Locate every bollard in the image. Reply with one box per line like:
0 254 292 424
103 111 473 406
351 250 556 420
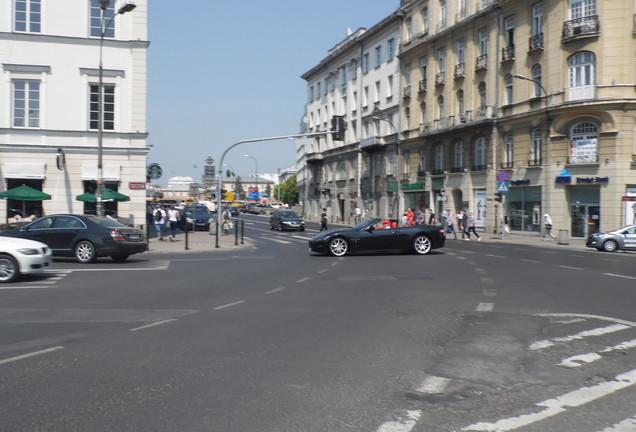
557 229 569 245
184 222 189 250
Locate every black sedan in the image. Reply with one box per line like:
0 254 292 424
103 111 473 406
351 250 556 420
269 210 305 231
180 205 213 231
0 214 147 263
586 224 636 252
308 218 445 256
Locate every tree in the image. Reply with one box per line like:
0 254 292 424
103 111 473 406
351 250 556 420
235 176 245 200
276 174 299 205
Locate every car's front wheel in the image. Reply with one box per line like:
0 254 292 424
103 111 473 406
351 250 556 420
75 240 97 263
0 254 19 283
328 237 348 257
602 239 619 252
412 235 432 255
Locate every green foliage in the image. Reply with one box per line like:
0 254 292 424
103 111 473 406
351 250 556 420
275 174 299 205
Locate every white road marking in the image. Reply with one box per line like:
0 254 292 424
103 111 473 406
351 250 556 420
600 415 636 432
535 313 636 327
213 300 246 310
0 285 55 290
482 288 497 297
521 259 541 264
530 324 630 350
296 277 310 283
457 256 468 260
463 369 636 431
559 265 584 271
265 287 286 294
485 254 506 258
0 346 64 365
130 319 178 332
476 302 494 312
604 273 636 280
415 375 451 393
317 269 328 274
377 410 422 432
480 277 494 284
266 237 292 244
560 338 636 368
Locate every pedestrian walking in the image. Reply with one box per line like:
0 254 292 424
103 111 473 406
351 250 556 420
466 211 481 241
446 214 458 239
354 205 362 223
543 213 556 240
153 205 167 241
461 210 469 240
428 208 436 225
320 208 329 232
441 208 449 231
167 204 180 242
222 208 232 234
406 208 415 225
415 209 426 225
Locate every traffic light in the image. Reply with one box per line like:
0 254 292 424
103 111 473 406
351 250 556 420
494 192 503 203
331 115 346 141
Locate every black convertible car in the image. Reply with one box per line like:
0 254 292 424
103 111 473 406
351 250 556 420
308 218 445 256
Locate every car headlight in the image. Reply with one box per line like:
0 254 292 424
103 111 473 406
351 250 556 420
186 217 194 223
17 248 40 256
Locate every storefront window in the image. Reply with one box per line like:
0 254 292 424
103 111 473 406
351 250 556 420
507 186 542 232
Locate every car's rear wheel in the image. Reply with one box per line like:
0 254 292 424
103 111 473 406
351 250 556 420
75 240 97 263
602 239 619 252
412 235 432 255
111 255 130 262
0 254 19 283
328 237 348 257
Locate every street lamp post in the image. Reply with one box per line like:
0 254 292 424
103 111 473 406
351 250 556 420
373 116 401 218
244 154 258 200
96 1 136 217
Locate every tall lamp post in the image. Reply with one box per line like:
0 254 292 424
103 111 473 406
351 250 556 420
373 116 401 218
243 154 258 201
96 0 136 217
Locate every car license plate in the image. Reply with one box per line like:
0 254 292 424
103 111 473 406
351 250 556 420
128 234 140 240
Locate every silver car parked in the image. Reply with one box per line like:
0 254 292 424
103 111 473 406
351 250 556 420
586 224 636 252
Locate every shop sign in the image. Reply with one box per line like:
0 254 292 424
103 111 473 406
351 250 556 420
555 169 572 184
576 176 609 184
402 182 425 191
388 181 398 192
128 182 146 189
511 180 530 186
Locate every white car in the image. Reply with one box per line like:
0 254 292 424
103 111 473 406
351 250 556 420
0 237 53 283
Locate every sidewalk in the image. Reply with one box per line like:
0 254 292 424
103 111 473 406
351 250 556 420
146 229 250 254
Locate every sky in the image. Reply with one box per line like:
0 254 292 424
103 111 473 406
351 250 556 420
147 1 399 186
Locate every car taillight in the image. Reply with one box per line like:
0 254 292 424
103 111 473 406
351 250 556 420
111 229 126 241
438 229 445 235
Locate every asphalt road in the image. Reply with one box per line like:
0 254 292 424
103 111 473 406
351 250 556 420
1 216 635 432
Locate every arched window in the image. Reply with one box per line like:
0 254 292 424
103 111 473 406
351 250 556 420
454 141 464 171
569 122 598 164
531 129 542 165
434 144 444 174
474 137 487 170
531 64 543 98
568 51 596 100
437 95 445 119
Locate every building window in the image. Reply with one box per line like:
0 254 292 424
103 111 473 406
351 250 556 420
570 0 596 19
15 0 41 32
387 38 396 60
90 0 115 38
438 48 446 73
568 51 596 101
387 75 393 99
478 28 488 56
532 3 543 36
421 7 429 34
531 64 543 97
437 95 445 121
420 57 428 91
569 122 598 164
435 144 444 174
405 17 413 42
405 107 411 131
456 39 466 65
387 151 396 175
531 129 542 165
418 148 427 176
478 81 487 107
454 141 464 171
420 102 427 124
375 46 382 69
12 79 40 128
89 83 115 130
474 137 487 170
504 74 513 105
362 86 369 107
504 133 514 168
439 0 448 29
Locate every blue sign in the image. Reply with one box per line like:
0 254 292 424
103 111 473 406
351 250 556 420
497 171 510 182
497 181 510 192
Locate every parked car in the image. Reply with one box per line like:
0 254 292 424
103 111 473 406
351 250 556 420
308 218 446 257
247 203 273 215
180 205 213 231
0 237 52 283
586 224 636 252
0 214 147 263
269 210 305 231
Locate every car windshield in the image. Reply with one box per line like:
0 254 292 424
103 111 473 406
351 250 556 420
190 207 210 215
278 211 299 218
85 215 127 228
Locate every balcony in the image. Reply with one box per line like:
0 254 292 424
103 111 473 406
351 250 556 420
456 8 467 22
562 15 600 41
454 63 465 79
360 136 386 150
306 152 324 164
528 33 544 52
476 105 494 119
435 72 445 86
502 45 515 62
436 18 447 33
527 158 542 167
418 79 427 93
403 85 412 98
451 166 464 173
568 154 599 165
472 164 487 171
432 168 445 175
500 161 514 169
475 54 488 71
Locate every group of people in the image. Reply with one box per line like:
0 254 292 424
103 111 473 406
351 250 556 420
437 209 481 241
152 204 180 241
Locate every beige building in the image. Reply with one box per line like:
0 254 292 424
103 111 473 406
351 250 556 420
398 0 636 237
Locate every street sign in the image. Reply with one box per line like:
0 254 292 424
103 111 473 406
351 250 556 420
497 181 510 192
497 171 510 182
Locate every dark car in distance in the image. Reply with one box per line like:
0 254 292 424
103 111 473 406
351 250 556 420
180 205 213 231
269 210 305 231
0 214 147 263
586 224 636 252
308 218 445 257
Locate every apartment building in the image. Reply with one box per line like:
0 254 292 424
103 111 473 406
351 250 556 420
0 0 148 225
300 12 402 222
398 0 636 237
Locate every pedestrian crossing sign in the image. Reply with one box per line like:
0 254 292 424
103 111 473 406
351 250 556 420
497 181 510 192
